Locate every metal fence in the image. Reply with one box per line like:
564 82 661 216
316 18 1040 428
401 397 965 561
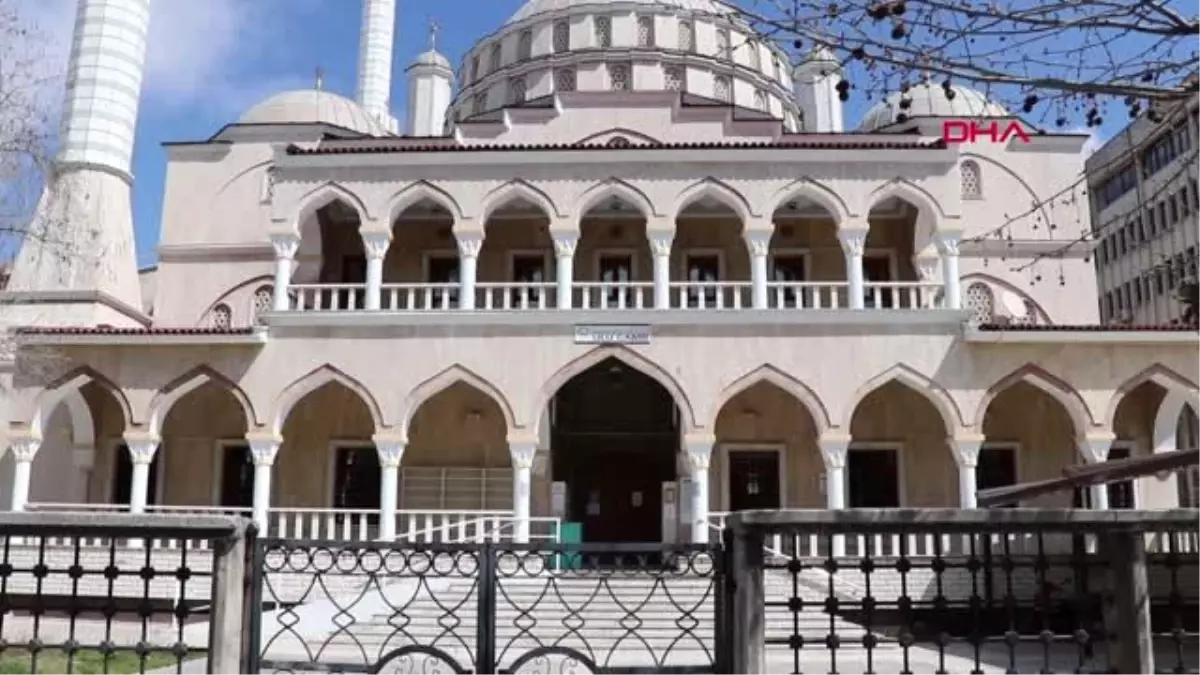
725 509 1199 674
247 540 724 673
0 512 247 674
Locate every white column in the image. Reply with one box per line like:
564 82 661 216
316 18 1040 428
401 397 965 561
951 436 984 508
510 440 537 544
124 436 160 515
818 435 849 556
683 436 713 544
270 233 301 312
553 233 577 309
247 437 280 535
649 232 673 309
745 230 771 310
1078 433 1113 510
375 438 405 541
362 230 391 311
8 436 40 512
936 231 963 310
456 232 482 310
838 227 868 310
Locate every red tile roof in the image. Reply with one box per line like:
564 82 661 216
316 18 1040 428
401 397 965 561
286 138 948 156
16 326 259 336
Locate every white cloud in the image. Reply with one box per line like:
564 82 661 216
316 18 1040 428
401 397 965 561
16 0 325 118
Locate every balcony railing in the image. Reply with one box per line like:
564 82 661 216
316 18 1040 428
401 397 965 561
288 280 944 313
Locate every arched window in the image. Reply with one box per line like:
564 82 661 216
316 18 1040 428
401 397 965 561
714 75 732 103
664 65 684 92
753 89 768 111
608 63 630 91
489 44 502 72
595 15 612 48
637 15 655 47
553 21 570 53
253 285 273 323
716 29 731 61
961 160 982 199
678 20 694 52
747 40 762 70
606 136 632 148
508 77 527 105
209 304 232 329
554 67 577 93
965 282 995 324
518 30 533 60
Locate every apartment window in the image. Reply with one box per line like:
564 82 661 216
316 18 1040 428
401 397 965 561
714 74 732 102
554 67 577 92
518 29 533 60
637 15 655 47
664 64 685 91
1097 162 1136 208
1192 179 1199 210
1170 193 1180 224
1155 269 1166 295
553 20 570 52
1158 201 1168 232
595 15 612 47
1181 186 1192 217
508 76 527 105
1187 247 1198 276
961 160 982 198
489 44 502 72
716 28 731 60
609 63 631 91
678 20 695 51
1142 126 1184 177
1103 292 1114 320
209 303 232 329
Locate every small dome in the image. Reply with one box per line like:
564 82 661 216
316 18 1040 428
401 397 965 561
506 0 733 24
239 89 388 135
411 49 452 70
859 81 1009 131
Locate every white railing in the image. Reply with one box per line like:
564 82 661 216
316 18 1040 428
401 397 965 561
282 280 947 313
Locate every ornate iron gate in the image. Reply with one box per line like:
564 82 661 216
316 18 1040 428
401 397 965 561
245 539 727 673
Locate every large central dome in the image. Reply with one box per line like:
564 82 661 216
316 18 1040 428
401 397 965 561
506 0 734 24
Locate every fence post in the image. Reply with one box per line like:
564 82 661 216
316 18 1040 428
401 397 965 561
208 522 250 674
1101 528 1153 674
729 523 765 674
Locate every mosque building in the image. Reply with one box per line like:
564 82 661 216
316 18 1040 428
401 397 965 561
1 0 1196 546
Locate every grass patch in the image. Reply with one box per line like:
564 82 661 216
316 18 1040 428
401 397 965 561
0 648 195 674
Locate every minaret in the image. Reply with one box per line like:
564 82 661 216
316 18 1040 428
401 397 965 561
405 21 454 137
5 0 153 327
793 47 845 133
356 0 398 132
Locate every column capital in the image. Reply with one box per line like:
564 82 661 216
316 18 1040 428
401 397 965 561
913 255 940 281
269 231 301 260
836 227 868 256
455 230 484 258
743 229 771 257
1077 432 1115 464
682 434 714 472
9 435 41 463
374 436 406 469
360 228 392 259
949 434 986 468
246 433 282 467
509 440 538 470
647 230 674 257
817 433 851 469
550 230 578 257
934 229 965 255
122 433 161 465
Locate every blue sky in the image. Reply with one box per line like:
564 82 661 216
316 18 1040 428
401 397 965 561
21 0 1109 269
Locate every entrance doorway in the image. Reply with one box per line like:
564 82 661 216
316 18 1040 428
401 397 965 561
726 449 782 512
551 358 679 543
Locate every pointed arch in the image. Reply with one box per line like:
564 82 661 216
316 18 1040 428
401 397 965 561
1153 390 1198 456
865 179 946 222
146 366 257 436
533 346 695 436
401 365 516 433
974 364 1093 437
712 365 831 434
842 364 962 434
293 181 371 225
960 273 1051 324
574 178 656 218
269 365 384 435
1104 364 1199 429
31 367 132 438
767 178 851 225
480 179 558 222
387 180 464 222
61 390 95 447
673 177 752 224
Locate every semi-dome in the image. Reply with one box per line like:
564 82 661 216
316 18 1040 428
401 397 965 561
859 81 1009 131
506 0 734 24
411 49 452 70
239 89 388 135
